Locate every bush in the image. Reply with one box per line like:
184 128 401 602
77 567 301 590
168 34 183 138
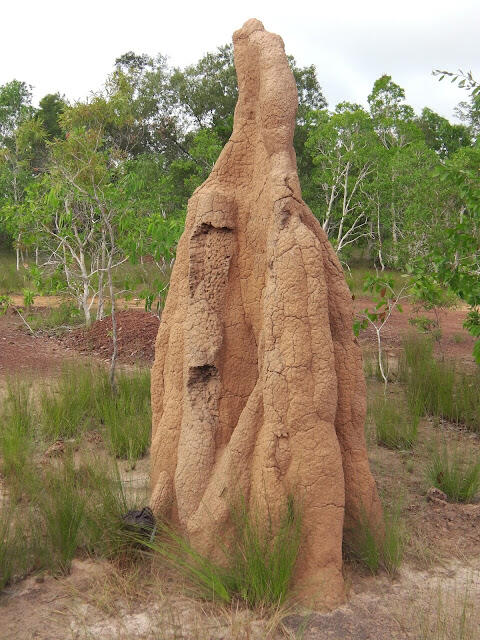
373 394 419 450
426 444 480 503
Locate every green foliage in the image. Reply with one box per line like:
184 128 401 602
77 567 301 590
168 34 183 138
37 93 66 139
372 394 419 449
97 369 151 461
0 80 33 144
426 444 480 503
345 501 405 576
417 107 471 157
0 380 35 494
26 302 82 333
401 334 480 432
0 452 135 587
22 288 34 308
145 497 302 607
353 273 407 337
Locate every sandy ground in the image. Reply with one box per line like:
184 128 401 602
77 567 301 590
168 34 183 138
1 300 479 639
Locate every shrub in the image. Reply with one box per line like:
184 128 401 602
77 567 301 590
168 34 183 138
426 444 480 503
373 394 419 450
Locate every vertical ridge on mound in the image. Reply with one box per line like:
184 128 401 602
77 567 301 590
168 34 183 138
150 18 383 608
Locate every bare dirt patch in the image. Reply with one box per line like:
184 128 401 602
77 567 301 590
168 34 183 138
59 311 160 365
355 297 476 366
0 310 75 379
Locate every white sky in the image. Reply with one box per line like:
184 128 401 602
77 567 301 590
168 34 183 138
1 0 478 121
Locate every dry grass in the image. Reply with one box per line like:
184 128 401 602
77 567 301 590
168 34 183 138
410 570 480 640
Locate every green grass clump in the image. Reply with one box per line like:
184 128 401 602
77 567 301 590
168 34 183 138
229 496 302 606
345 501 406 576
96 369 151 462
373 394 419 450
37 365 151 462
401 334 480 433
0 381 35 493
26 302 83 333
39 365 102 440
0 453 137 588
426 445 480 503
145 497 302 607
0 505 22 589
38 455 86 574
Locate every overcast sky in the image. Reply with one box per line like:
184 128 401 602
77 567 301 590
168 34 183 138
2 0 478 121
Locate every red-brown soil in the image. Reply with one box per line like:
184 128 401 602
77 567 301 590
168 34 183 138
59 311 160 365
0 309 73 377
0 299 475 378
354 296 476 365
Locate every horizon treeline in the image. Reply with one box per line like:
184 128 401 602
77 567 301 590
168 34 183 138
0 44 478 333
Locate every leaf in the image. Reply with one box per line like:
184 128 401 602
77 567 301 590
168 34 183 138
473 340 480 365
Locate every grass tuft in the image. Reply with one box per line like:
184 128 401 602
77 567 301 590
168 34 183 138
345 500 405 576
401 334 480 433
96 369 151 462
229 496 302 607
144 497 302 607
0 380 35 495
426 444 480 503
413 576 480 640
39 365 100 440
36 364 151 462
373 394 419 450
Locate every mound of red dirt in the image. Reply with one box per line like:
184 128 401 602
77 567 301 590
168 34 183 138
61 310 160 365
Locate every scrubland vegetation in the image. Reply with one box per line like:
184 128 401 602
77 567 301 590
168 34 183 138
0 32 479 640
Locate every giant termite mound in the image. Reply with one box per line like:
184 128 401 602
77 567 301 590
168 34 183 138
150 18 383 608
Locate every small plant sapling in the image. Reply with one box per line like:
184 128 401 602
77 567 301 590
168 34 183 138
353 274 410 388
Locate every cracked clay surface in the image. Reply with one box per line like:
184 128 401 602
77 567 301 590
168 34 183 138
150 18 383 609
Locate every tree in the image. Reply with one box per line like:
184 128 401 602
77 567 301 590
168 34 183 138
37 93 66 139
417 107 471 157
305 104 377 254
0 80 33 146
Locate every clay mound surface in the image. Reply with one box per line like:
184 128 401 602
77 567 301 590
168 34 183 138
150 18 383 608
62 311 159 364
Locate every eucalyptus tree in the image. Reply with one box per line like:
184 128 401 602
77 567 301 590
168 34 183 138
305 103 379 255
